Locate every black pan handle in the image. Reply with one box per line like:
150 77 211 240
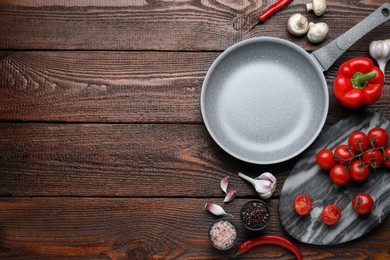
311 3 390 72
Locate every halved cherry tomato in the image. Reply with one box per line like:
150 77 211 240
368 127 389 148
316 149 336 170
383 147 390 168
321 205 341 225
362 148 383 168
334 145 355 164
352 193 374 215
294 194 312 216
348 131 369 153
329 165 350 186
349 160 370 182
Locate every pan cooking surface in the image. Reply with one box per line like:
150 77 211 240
201 37 328 164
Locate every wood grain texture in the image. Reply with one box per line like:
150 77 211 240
1 50 389 123
0 0 389 50
0 198 389 259
0 122 296 197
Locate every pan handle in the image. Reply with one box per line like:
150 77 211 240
311 3 390 72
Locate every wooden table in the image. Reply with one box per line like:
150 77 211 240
1 0 389 259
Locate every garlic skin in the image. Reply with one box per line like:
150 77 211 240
287 14 309 36
369 39 390 74
238 172 277 199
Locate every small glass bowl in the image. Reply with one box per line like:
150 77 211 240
208 218 238 250
240 199 271 231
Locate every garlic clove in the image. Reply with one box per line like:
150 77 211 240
205 202 233 217
369 39 390 74
238 172 277 199
220 176 229 194
223 190 237 203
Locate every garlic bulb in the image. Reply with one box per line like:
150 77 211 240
369 39 390 74
238 172 277 199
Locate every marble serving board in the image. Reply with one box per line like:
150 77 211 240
279 112 390 245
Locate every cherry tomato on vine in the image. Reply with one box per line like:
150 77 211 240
352 193 374 215
349 160 370 182
329 165 350 186
334 145 355 164
294 194 312 216
321 205 341 225
367 127 389 148
383 147 390 168
348 131 369 153
316 149 336 170
362 148 383 168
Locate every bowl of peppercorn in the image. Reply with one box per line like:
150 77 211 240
240 199 271 231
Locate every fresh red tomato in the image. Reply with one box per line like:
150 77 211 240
334 145 355 164
362 148 383 168
368 127 389 148
348 131 369 153
321 205 341 225
352 193 374 215
316 149 336 170
294 194 312 216
349 160 370 182
329 165 350 186
383 147 390 168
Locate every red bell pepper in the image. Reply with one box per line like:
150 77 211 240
333 57 384 108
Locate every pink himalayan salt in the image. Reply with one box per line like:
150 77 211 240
209 220 237 249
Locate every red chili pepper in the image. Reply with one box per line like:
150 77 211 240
333 57 385 108
233 234 303 259
258 0 293 23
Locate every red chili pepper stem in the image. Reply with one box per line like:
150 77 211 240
258 0 293 23
351 70 377 89
233 234 303 260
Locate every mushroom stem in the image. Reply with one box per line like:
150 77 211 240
306 3 313 12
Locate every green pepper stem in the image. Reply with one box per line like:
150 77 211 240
351 70 377 89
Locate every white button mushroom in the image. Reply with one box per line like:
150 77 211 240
287 14 309 36
306 0 327 16
307 22 329 43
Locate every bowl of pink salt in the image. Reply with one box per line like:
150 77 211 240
208 218 238 250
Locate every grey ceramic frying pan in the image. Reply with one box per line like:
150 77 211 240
201 3 390 164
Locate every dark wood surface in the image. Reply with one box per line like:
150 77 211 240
1 0 389 259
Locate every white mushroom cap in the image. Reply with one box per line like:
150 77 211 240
307 22 329 43
287 14 309 36
306 0 327 16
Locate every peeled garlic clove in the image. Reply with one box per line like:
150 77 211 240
220 176 229 194
205 202 233 217
223 190 236 203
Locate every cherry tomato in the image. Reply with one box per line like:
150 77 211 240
362 148 383 168
294 194 312 216
316 149 336 170
383 147 390 168
334 145 355 164
352 193 374 215
329 165 350 186
321 205 341 225
367 127 389 148
349 160 370 182
348 131 369 153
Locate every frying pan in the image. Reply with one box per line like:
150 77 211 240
201 3 390 164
